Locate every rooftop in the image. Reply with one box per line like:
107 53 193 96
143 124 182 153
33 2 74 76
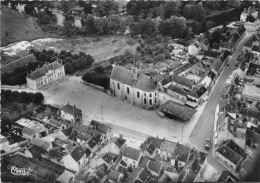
60 103 82 116
187 85 207 99
172 143 190 163
115 137 126 148
159 100 197 121
70 146 85 162
122 147 141 161
108 170 121 182
161 74 193 89
110 65 157 92
145 136 163 149
161 140 177 154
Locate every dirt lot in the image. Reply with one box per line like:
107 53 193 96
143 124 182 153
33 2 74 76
1 7 49 47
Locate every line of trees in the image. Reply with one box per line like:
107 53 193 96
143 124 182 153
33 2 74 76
82 71 110 90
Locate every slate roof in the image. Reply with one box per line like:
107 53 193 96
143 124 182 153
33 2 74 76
168 84 188 96
244 40 253 48
159 100 197 121
138 157 149 168
148 160 162 174
115 137 126 148
147 143 156 155
161 74 193 89
204 50 220 58
208 70 216 80
192 62 206 72
88 135 100 149
60 104 82 116
108 170 121 182
56 170 75 183
177 160 200 182
211 59 223 73
61 127 73 137
90 120 110 134
172 144 190 163
102 153 113 164
216 140 245 165
172 63 192 75
49 119 64 128
187 85 207 99
145 137 163 149
77 132 92 142
217 171 238 182
110 65 157 92
95 165 107 181
1 54 36 74
241 158 254 172
85 148 92 157
68 130 78 141
122 147 141 161
70 146 85 162
161 140 177 153
22 127 34 136
27 61 63 80
27 145 44 158
239 108 260 119
252 45 260 52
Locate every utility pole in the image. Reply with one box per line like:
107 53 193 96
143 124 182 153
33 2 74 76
101 105 103 121
182 126 183 143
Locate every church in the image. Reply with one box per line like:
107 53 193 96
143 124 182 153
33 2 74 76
110 51 159 110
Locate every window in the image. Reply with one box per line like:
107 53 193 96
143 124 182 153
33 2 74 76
150 99 152 105
150 93 152 97
127 87 129 94
137 92 140 98
144 93 146 97
155 98 157 103
155 92 157 96
144 98 146 104
117 83 120 90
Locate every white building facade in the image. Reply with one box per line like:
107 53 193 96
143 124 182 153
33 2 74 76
110 65 159 110
26 61 65 90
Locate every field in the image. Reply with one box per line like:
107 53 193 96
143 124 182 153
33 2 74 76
1 7 49 47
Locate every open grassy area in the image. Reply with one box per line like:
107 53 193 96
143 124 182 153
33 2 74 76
1 7 49 47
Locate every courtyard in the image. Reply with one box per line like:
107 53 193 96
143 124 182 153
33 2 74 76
184 73 202 82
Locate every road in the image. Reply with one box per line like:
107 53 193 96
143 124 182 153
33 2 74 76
188 32 254 170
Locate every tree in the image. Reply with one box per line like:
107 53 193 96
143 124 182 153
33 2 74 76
140 18 155 36
86 54 94 66
38 52 47 62
192 21 202 35
26 92 35 102
20 92 28 102
94 66 105 74
24 3 36 16
11 91 20 100
63 20 74 37
72 59 80 69
160 1 181 19
60 0 70 14
84 14 96 35
94 17 108 35
34 92 44 103
79 51 87 58
64 63 74 74
7 76 17 86
168 16 187 38
94 0 119 17
129 22 142 35
64 57 73 64
37 11 51 25
107 14 121 34
154 53 165 62
1 112 11 134
72 53 79 60
47 49 55 56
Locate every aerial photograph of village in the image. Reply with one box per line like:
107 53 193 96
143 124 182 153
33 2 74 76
0 0 260 182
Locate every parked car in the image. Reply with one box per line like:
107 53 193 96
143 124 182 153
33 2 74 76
205 138 211 150
157 111 165 118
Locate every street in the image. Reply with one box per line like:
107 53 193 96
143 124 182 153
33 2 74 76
188 32 254 169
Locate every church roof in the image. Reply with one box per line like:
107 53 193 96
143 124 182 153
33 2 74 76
110 65 157 92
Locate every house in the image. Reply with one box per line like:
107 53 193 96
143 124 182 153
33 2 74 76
191 62 206 77
26 61 65 89
61 146 88 172
124 167 150 183
215 140 246 172
108 170 123 183
203 50 220 58
110 63 159 110
240 157 254 179
166 84 188 102
171 63 192 76
188 56 199 65
1 54 36 75
138 157 162 177
240 6 259 23
217 171 238 182
90 120 111 142
57 127 73 141
94 164 108 183
211 59 224 76
22 125 47 141
176 159 201 182
60 103 82 124
158 100 197 121
164 166 180 181
0 134 9 150
122 147 142 168
200 76 212 88
252 45 260 57
160 140 177 161
243 40 253 52
24 145 44 158
76 132 92 145
212 42 220 51
186 85 208 105
216 114 247 149
159 74 194 92
56 170 75 183
101 152 118 168
143 136 163 156
144 143 157 159
219 41 234 52
48 118 67 131
188 42 201 56
112 137 126 155
171 143 191 170
86 134 100 152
